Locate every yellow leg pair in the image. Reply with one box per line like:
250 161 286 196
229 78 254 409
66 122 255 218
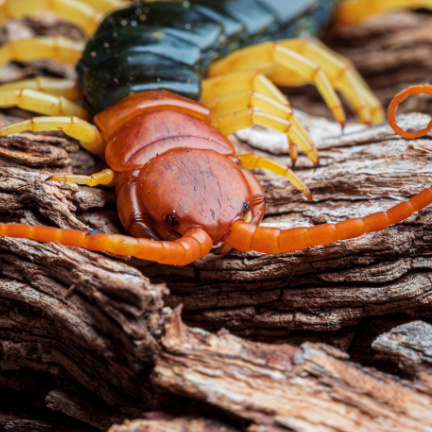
0 36 104 156
0 78 105 156
207 38 384 128
202 72 318 166
49 168 115 186
0 0 126 36
0 0 129 157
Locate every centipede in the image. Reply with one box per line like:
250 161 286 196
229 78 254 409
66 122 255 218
0 0 430 266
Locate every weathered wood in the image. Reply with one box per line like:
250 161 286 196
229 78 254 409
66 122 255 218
0 124 167 426
373 321 432 382
150 311 432 432
109 416 240 432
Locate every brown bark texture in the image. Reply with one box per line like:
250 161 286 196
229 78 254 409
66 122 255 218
1 9 432 432
150 311 432 432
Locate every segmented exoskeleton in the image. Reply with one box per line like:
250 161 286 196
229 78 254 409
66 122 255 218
0 0 431 265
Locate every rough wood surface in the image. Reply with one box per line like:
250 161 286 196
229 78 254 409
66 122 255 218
150 311 432 432
373 320 432 379
109 416 240 432
0 117 168 428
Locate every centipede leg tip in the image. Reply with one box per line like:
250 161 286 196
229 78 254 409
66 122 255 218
304 190 313 202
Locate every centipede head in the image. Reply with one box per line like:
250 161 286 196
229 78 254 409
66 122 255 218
137 148 265 244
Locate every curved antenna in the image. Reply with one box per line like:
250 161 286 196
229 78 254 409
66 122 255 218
388 84 432 139
0 224 213 266
224 187 432 254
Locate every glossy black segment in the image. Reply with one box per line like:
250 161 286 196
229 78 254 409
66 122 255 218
80 28 202 71
79 0 337 113
95 3 224 54
83 52 201 112
215 0 278 43
293 0 338 36
192 3 246 54
257 0 317 22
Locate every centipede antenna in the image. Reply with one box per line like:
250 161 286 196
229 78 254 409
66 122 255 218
388 84 432 139
225 186 432 254
0 223 213 266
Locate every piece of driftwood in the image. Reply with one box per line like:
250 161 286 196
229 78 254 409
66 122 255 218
2 9 432 432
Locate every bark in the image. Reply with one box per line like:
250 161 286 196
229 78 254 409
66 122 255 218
109 416 240 432
373 321 432 380
146 311 432 432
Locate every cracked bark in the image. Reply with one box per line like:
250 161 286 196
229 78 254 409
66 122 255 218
1 9 432 432
146 311 432 432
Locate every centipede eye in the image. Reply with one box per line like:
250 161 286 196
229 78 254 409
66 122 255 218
165 214 179 227
243 202 250 216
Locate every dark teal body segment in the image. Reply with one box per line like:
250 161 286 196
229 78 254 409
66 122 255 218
78 0 339 113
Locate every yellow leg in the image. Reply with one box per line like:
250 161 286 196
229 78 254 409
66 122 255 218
208 38 384 126
335 0 432 25
0 116 105 157
202 72 318 166
0 78 81 101
75 0 128 14
214 109 319 167
275 39 384 125
239 153 311 201
289 140 298 167
0 0 103 37
0 89 88 119
0 36 84 68
49 168 115 186
208 41 346 126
